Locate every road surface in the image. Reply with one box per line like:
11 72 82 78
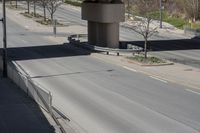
24 3 200 68
1 8 200 133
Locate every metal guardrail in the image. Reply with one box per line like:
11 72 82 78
9 61 52 112
9 63 66 133
0 57 67 133
10 61 67 133
68 34 143 56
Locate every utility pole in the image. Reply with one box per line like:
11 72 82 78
160 0 163 29
1 0 8 77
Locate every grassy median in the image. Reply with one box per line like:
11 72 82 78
127 55 166 65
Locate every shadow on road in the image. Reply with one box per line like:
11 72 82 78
0 43 91 61
0 72 55 133
120 37 200 51
30 69 114 79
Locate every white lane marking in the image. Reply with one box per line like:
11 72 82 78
149 76 168 83
123 66 137 72
185 89 200 95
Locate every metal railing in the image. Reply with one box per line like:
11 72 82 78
0 57 67 133
68 34 143 56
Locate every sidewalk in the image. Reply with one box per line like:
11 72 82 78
4 4 87 44
91 53 200 90
0 71 55 133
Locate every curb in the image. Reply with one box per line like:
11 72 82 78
126 59 174 67
122 58 174 67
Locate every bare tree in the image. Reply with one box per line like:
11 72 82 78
38 0 48 21
130 0 158 58
131 18 157 58
46 0 63 22
33 0 37 17
184 0 199 21
27 0 30 14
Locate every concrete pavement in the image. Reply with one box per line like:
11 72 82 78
91 53 200 90
0 71 55 133
1 3 200 133
14 45 200 133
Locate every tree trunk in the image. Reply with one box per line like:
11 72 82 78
144 38 147 59
33 0 36 17
43 6 46 21
51 8 54 22
15 0 18 8
51 13 53 23
27 0 30 14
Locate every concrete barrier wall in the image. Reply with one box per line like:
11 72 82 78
0 57 52 113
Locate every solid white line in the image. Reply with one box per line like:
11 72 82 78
149 76 168 83
185 89 200 95
123 66 137 72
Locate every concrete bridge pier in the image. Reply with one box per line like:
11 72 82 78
82 0 125 48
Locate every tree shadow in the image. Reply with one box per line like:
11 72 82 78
120 37 200 51
0 43 91 61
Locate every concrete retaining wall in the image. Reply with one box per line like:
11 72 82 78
0 57 52 112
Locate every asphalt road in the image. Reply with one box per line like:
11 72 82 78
22 2 200 68
1 8 200 133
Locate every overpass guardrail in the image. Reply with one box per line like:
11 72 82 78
68 34 143 56
0 57 68 133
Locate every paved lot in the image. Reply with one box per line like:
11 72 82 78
0 72 55 133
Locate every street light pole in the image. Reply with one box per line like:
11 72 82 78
160 0 163 29
1 0 8 77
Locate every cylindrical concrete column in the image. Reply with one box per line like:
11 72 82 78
88 22 119 48
88 21 97 45
82 2 125 48
97 23 119 48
